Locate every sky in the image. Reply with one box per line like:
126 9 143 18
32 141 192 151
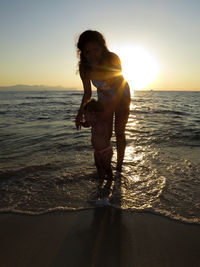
0 0 200 91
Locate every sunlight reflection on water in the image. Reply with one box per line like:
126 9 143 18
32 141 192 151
1 90 200 223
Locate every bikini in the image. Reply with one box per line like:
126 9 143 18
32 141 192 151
91 79 129 102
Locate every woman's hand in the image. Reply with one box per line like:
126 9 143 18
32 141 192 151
75 111 83 130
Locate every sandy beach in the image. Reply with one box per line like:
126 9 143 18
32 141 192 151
0 209 200 267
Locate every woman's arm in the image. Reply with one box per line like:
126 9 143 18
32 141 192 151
75 69 92 130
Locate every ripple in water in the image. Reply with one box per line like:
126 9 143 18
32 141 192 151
0 90 200 224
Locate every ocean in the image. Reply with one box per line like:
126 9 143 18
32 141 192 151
0 90 200 224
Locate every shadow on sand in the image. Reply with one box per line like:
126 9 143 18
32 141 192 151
51 172 132 267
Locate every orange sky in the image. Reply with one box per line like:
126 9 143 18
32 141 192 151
0 0 200 91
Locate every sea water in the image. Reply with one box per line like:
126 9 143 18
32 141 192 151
0 90 200 224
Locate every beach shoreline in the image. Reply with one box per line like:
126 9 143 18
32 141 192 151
0 209 200 267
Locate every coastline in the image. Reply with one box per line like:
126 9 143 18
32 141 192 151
0 209 200 267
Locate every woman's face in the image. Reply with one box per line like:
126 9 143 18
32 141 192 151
83 42 103 66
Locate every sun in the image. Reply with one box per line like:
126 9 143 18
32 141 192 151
111 44 160 91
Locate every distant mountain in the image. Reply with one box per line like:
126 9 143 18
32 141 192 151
0 84 76 91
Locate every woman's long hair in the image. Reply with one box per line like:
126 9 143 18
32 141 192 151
76 30 111 75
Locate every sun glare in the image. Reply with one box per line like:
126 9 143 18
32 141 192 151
112 44 160 90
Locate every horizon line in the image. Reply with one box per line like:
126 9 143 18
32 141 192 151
0 84 199 92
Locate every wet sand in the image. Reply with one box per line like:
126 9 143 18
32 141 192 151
0 209 200 267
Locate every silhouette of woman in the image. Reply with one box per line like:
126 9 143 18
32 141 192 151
75 30 130 171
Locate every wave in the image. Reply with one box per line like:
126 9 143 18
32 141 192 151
0 111 7 115
0 205 199 225
133 108 189 117
1 90 200 226
0 206 93 216
37 117 50 120
69 92 84 96
154 109 188 116
0 163 57 180
25 96 48 100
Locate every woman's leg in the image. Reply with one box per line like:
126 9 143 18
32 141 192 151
115 97 130 171
100 103 114 140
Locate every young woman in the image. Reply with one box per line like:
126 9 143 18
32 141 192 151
75 30 131 171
